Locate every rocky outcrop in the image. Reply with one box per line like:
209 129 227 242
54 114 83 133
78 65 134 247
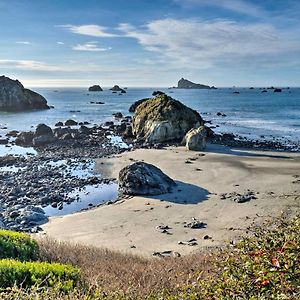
183 126 207 151
132 94 204 143
0 75 49 111
88 85 103 92
177 78 211 89
110 85 126 93
119 162 176 196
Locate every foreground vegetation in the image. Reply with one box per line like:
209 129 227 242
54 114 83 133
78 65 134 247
0 215 299 299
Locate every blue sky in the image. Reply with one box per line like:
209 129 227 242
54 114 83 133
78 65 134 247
0 0 299 87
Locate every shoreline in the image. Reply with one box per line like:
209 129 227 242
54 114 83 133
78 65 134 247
41 144 300 257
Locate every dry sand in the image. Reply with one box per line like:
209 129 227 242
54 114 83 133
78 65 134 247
42 144 300 256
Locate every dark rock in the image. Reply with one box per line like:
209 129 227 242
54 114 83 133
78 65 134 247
123 126 134 138
0 138 8 145
35 124 53 136
78 125 90 135
113 112 123 119
32 135 56 146
274 88 282 93
119 162 176 196
15 131 35 146
177 78 211 89
0 75 49 111
55 122 63 127
110 85 126 93
88 85 103 92
65 119 78 126
6 130 19 137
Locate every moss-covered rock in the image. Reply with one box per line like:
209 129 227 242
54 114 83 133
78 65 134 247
132 94 203 143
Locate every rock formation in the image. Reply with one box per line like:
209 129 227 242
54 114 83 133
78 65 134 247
132 94 203 143
119 162 176 196
177 78 211 89
88 85 103 92
183 126 207 151
0 76 49 111
110 85 126 93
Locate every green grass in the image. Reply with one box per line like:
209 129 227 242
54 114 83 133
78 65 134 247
0 229 38 261
0 259 80 291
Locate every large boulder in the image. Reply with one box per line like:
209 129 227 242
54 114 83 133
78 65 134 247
35 124 53 136
15 132 35 146
119 162 176 196
183 126 207 151
0 76 49 111
132 94 204 143
177 78 211 89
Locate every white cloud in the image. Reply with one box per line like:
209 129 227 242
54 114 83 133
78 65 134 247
72 42 112 52
16 41 31 45
60 24 117 37
0 60 64 71
174 0 265 18
118 18 300 68
57 41 64 45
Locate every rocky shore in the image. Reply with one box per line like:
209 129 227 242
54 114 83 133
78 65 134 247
0 92 299 234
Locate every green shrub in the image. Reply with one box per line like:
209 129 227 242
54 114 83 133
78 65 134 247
0 259 81 291
199 216 300 299
0 230 38 261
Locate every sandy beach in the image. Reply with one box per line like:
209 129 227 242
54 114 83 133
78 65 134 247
42 144 300 256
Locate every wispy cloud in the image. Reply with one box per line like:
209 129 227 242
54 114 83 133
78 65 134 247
16 41 31 45
57 41 64 45
118 18 300 68
0 60 62 71
174 0 265 18
72 42 112 52
59 24 117 37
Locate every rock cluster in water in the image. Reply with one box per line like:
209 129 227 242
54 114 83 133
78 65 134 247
0 76 49 111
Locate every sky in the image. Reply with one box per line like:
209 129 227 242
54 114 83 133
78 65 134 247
0 0 299 87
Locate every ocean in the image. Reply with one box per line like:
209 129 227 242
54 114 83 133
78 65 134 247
0 87 299 149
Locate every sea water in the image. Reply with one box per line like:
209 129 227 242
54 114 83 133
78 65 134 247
0 87 299 147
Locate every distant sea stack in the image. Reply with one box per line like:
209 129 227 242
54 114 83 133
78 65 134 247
110 85 126 93
88 85 103 92
177 78 212 89
0 75 49 112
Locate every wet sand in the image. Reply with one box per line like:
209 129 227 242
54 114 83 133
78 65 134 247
42 144 300 256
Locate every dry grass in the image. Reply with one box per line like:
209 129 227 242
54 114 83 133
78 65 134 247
36 236 214 297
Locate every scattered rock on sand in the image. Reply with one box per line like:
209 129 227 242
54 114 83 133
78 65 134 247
118 162 176 196
220 190 257 203
184 218 206 229
132 94 204 143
